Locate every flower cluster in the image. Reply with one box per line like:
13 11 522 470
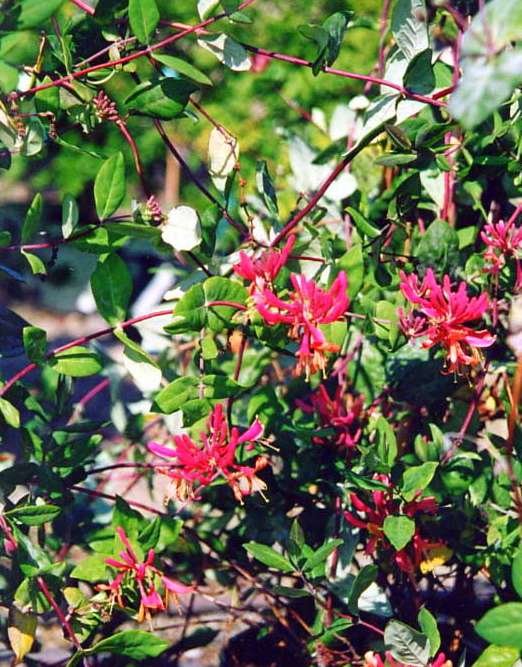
344 475 447 574
297 382 364 453
257 272 349 378
481 217 522 289
234 235 296 294
364 651 451 667
148 404 268 504
399 269 495 374
100 527 193 623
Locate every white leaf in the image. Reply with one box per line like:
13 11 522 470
162 206 202 251
208 126 239 191
197 0 220 19
122 350 162 394
420 166 445 209
197 33 251 71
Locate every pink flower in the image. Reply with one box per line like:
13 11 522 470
101 527 193 622
364 651 450 667
234 235 296 293
148 404 268 503
255 271 349 378
296 383 364 452
343 475 443 574
399 269 495 374
481 218 522 289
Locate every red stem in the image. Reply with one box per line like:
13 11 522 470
0 309 172 399
12 0 258 100
70 0 95 14
207 300 246 310
70 485 165 516
270 154 352 247
116 120 150 198
36 577 82 649
242 45 447 109
77 377 110 408
153 119 248 236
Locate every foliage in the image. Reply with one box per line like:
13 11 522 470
1 0 522 665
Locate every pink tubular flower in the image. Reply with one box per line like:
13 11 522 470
399 269 495 374
343 475 443 574
234 235 296 293
364 651 451 667
255 271 349 378
481 218 522 289
296 383 364 453
100 527 193 623
148 404 268 504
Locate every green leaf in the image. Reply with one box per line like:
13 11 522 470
70 554 109 582
14 0 65 29
401 462 438 502
476 603 522 648
50 346 103 377
21 193 42 244
383 516 415 551
23 326 47 364
128 0 159 44
346 206 380 239
153 54 213 86
244 542 294 572
21 250 46 275
347 564 378 614
112 496 143 538
416 219 459 275
338 244 364 300
165 277 248 335
256 160 279 216
94 152 126 221
271 585 310 598
384 620 430 667
288 519 305 560
391 0 429 62
512 550 522 599
153 377 198 413
90 254 133 325
201 334 218 360
86 630 168 660
125 78 197 120
139 516 161 551
62 194 79 239
0 397 20 428
6 504 61 526
418 607 440 656
300 11 352 74
375 416 398 467
472 645 520 667
197 34 251 72
303 539 343 573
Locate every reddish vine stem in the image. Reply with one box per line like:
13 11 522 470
242 44 447 108
270 154 353 247
116 120 150 198
506 355 522 525
36 576 82 649
77 378 111 409
71 485 165 515
207 300 246 310
12 0 258 101
153 119 248 236
0 309 172 399
70 0 95 14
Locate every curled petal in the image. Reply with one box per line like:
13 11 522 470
163 576 195 594
148 442 178 459
237 417 264 444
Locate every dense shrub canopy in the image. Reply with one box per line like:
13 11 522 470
1 0 522 664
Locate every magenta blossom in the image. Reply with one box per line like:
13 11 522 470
481 218 522 289
297 383 364 453
255 271 349 378
101 527 193 623
148 404 268 503
234 235 296 293
364 651 450 667
399 269 495 374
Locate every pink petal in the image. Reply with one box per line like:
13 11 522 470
237 417 264 444
148 442 177 458
163 576 195 594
